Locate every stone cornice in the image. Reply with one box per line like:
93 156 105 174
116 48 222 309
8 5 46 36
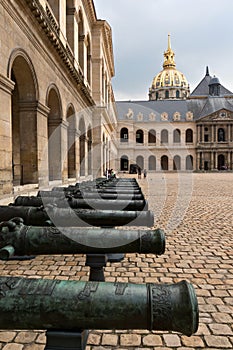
95 20 115 77
24 0 95 106
0 74 15 94
82 0 97 24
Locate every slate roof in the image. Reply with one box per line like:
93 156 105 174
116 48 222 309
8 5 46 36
116 100 189 122
187 97 233 119
116 68 233 122
190 68 233 97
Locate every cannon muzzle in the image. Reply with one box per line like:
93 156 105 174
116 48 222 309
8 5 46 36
0 276 198 336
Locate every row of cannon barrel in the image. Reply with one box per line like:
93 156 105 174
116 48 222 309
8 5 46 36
0 177 199 350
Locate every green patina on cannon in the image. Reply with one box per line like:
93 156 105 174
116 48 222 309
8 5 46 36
12 196 148 211
0 219 165 259
0 276 198 336
37 190 145 200
0 206 154 227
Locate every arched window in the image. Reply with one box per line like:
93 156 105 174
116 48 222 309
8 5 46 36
173 129 181 143
165 90 169 99
120 128 129 142
176 90 180 98
136 155 144 170
161 129 168 144
136 129 144 143
120 155 129 171
186 155 193 170
204 127 209 142
173 155 181 170
218 154 225 169
149 155 156 170
148 129 156 143
218 128 225 142
161 155 168 170
186 129 193 143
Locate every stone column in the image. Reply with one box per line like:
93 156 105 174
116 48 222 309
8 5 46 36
199 125 202 142
211 125 214 142
144 130 148 145
75 130 81 180
36 102 50 188
228 124 231 142
215 152 218 169
92 109 103 178
60 119 69 183
84 135 89 176
227 152 231 169
196 152 200 170
210 152 214 170
0 74 15 195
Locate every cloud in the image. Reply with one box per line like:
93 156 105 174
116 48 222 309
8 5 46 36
94 0 233 100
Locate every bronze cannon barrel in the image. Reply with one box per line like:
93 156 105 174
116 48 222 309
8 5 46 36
0 206 154 227
12 196 148 211
93 188 141 194
79 192 144 200
38 190 145 200
0 220 165 258
0 276 198 336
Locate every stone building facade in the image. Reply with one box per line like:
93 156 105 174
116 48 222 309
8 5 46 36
117 40 233 173
0 0 118 195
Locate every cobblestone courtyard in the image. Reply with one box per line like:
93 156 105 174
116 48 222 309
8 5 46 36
0 172 233 349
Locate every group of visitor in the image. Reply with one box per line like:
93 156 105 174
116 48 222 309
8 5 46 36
104 168 116 179
137 167 147 179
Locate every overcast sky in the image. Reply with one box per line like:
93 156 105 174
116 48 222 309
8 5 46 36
94 0 233 101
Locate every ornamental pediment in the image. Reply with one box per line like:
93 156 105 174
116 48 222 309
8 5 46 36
200 110 233 122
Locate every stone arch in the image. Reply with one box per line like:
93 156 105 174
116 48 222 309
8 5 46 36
148 155 156 170
9 50 39 185
136 155 144 170
87 124 92 176
173 128 181 143
218 154 225 170
66 104 76 178
120 127 129 142
79 117 86 176
186 128 193 143
161 155 168 170
173 155 181 170
136 129 144 143
46 84 63 181
148 129 156 143
186 155 193 170
218 128 225 142
120 155 129 171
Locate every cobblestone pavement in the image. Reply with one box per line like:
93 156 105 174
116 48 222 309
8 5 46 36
0 173 233 349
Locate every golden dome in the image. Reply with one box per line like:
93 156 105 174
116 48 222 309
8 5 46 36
149 35 189 100
151 68 189 89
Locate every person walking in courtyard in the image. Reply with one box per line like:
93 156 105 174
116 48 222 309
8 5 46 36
137 167 141 179
143 169 147 178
